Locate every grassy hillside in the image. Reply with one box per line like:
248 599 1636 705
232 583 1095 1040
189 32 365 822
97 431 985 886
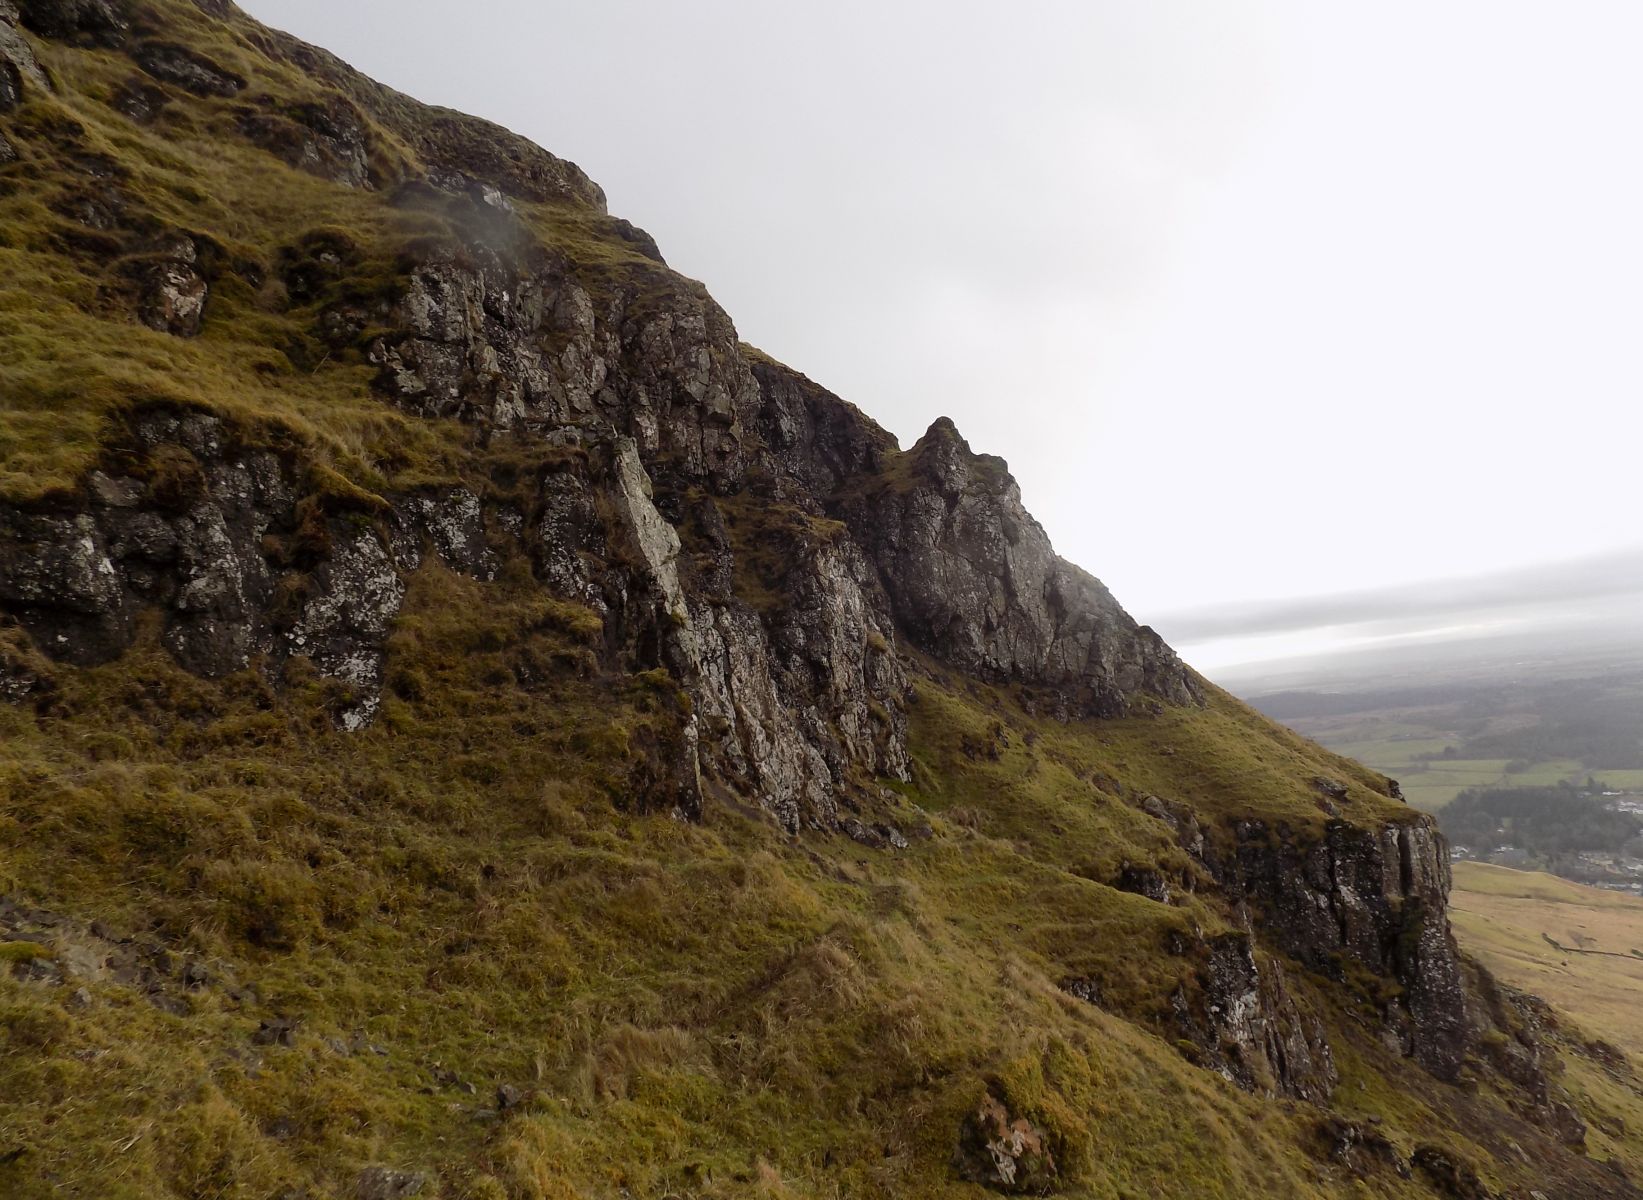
0 591 1419 1198
2 2 1640 1197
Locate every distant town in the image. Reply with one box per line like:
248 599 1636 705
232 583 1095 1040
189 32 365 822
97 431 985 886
1449 789 1643 894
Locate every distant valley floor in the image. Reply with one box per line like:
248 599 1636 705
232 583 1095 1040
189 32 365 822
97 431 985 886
1451 863 1643 1166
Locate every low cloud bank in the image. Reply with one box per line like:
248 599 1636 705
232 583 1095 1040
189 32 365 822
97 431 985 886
1154 546 1643 643
1152 546 1643 674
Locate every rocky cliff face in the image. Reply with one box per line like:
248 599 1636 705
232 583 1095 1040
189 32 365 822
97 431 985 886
1226 818 1470 1080
0 0 1193 829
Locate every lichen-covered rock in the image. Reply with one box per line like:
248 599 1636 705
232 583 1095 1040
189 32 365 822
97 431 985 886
1 1 50 111
0 509 133 662
132 233 209 336
0 412 488 723
368 239 595 431
954 1092 1056 1193
843 417 1201 717
368 231 755 491
109 75 170 123
288 526 404 731
15 0 128 47
590 439 908 829
353 1167 426 1200
1315 1117 1411 1180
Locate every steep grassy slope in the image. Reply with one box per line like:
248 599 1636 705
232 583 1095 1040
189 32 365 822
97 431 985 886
1 3 1640 1198
0 600 1397 1198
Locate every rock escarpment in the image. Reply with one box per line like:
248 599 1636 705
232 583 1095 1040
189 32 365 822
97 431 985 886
0 0 1476 1051
0 7 1187 828
1141 794 1469 1082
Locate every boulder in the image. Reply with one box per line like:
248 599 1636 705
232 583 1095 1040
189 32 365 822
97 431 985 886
953 1092 1056 1193
133 233 208 336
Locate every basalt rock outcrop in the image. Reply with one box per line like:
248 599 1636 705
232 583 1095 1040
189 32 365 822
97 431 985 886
1222 818 1470 1080
842 416 1200 718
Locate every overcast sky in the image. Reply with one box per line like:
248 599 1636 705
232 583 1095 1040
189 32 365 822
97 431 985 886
243 0 1643 671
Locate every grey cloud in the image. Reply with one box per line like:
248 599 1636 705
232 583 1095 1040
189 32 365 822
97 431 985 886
1153 546 1643 643
241 0 1643 640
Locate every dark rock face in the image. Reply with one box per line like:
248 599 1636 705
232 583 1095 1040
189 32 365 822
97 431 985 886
0 405 908 827
1221 818 1469 1080
0 412 458 729
748 358 896 497
245 18 605 211
131 40 243 97
16 0 128 46
843 417 1200 718
237 95 372 187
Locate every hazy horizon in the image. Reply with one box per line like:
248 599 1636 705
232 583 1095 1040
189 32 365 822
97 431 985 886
244 0 1643 675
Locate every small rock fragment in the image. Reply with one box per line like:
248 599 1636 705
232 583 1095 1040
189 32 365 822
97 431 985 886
251 1016 299 1047
354 1167 426 1200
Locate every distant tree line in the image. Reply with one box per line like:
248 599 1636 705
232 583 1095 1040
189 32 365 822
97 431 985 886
1453 712 1643 770
1251 685 1490 721
1440 783 1642 857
